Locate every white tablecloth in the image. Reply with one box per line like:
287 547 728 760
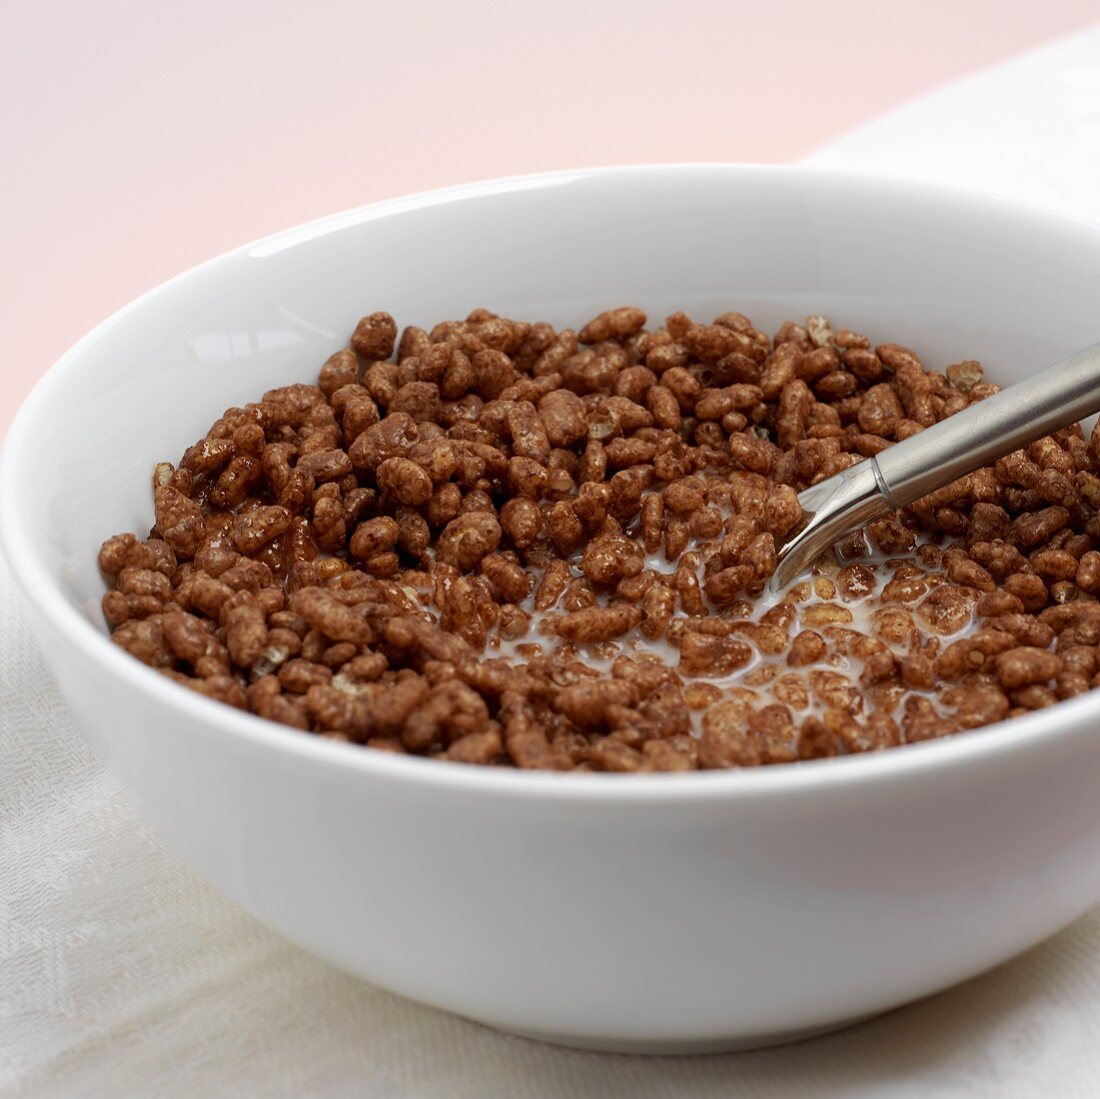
5 27 1100 1097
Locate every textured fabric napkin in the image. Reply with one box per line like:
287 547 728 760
5 27 1100 1097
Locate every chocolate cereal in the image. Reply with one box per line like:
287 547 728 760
98 307 1100 771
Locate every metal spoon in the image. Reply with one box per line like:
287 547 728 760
768 341 1100 593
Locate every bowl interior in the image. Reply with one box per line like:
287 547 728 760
6 166 1100 640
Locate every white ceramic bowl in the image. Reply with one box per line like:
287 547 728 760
6 166 1100 1054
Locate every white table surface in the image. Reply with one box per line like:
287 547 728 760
4 26 1100 1098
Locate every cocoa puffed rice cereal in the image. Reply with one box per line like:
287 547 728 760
99 307 1100 771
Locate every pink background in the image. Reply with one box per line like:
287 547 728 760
3 1 1097 437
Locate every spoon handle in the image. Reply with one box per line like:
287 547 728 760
876 340 1100 507
770 340 1100 593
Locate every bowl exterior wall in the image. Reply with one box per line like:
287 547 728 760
7 166 1100 1048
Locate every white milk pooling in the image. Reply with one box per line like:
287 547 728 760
403 483 986 739
485 522 982 735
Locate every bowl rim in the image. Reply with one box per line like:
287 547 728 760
5 161 1100 803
